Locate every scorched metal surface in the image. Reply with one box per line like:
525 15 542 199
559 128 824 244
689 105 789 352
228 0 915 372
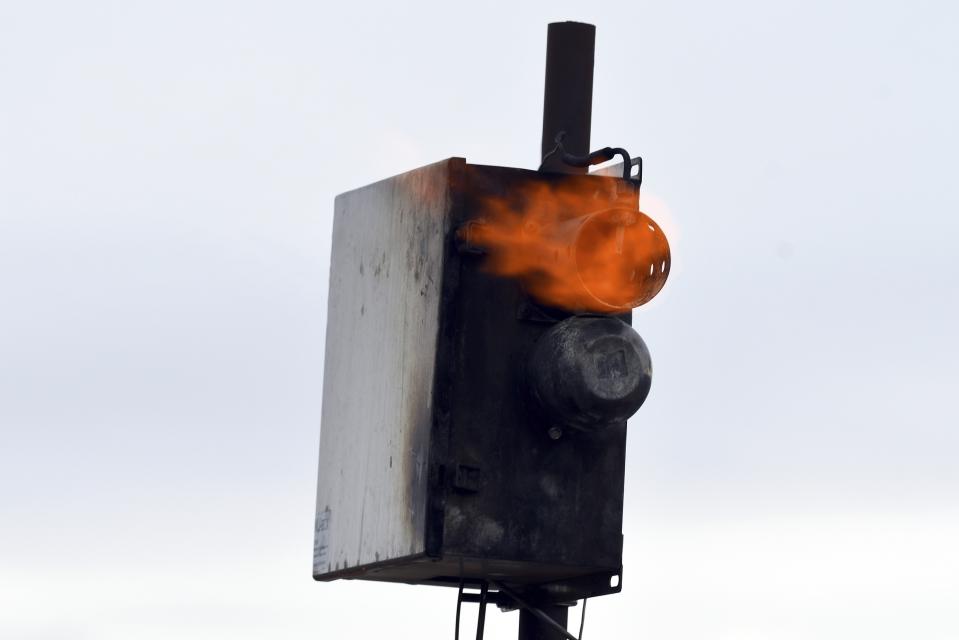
314 158 640 601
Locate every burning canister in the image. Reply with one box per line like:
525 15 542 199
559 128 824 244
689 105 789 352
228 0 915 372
462 204 671 313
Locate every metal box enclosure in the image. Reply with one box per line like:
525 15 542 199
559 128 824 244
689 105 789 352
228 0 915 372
314 158 639 599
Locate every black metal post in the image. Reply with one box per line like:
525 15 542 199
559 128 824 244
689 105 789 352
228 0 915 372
519 603 571 640
518 19 597 640
540 21 596 173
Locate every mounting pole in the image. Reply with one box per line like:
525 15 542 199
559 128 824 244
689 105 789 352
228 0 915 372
540 21 595 174
518 602 574 640
519 20 597 640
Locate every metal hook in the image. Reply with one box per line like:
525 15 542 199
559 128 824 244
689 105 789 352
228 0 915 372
539 132 641 183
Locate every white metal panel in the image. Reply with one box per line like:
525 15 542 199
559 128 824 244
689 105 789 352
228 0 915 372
314 159 454 575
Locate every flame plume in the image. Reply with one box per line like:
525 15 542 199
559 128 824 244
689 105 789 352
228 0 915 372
461 177 671 313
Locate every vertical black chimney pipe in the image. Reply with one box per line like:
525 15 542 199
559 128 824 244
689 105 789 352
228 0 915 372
540 21 596 174
519 22 597 639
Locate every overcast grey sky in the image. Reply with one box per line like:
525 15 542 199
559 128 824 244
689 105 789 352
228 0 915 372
1 1 957 639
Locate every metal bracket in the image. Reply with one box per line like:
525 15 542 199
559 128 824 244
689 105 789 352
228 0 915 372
590 156 643 183
539 131 642 185
455 582 490 640
452 464 482 493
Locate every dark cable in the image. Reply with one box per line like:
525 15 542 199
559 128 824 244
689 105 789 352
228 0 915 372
578 598 588 640
454 581 464 640
539 131 567 170
606 148 633 180
539 133 639 182
475 582 489 640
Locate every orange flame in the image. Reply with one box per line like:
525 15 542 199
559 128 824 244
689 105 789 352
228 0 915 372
462 177 671 313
